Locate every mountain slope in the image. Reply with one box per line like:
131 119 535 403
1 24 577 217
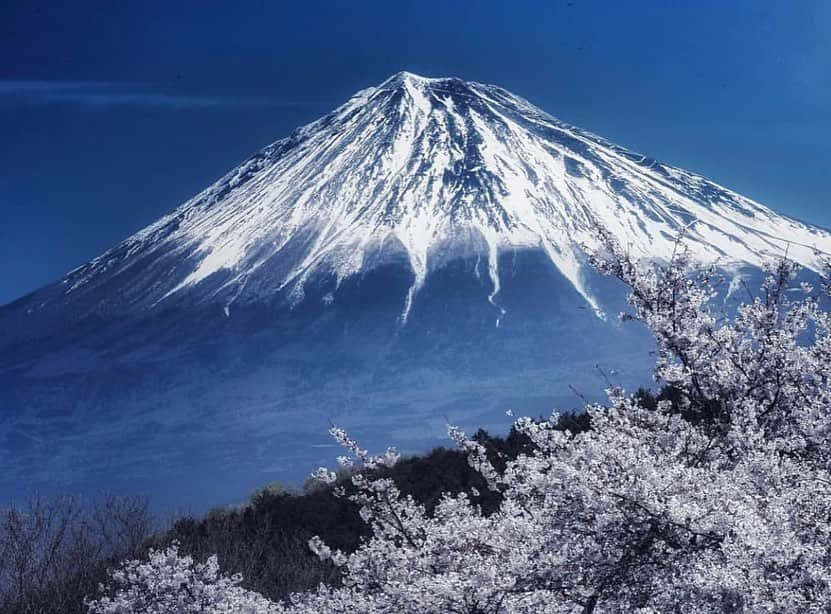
2 72 829 510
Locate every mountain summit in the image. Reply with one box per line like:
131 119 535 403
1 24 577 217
2 72 830 509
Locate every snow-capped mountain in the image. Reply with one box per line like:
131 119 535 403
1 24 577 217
2 72 829 510
20 71 830 325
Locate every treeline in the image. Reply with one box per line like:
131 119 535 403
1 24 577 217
163 425 535 602
0 408 600 613
0 495 152 614
138 408 595 602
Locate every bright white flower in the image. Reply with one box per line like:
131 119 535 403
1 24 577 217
310 467 337 485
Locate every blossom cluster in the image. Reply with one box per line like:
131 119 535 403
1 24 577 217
87 543 279 613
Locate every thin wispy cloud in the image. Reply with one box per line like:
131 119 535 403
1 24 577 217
0 80 305 109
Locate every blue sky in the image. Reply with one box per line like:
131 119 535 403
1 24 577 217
1 0 829 305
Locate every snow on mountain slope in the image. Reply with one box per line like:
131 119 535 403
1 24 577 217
53 71 831 324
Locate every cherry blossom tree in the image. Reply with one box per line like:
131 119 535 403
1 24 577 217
89 236 831 613
86 544 279 614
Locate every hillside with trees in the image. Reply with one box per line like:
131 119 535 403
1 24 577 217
5 236 830 613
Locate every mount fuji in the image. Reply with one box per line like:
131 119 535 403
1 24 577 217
2 72 830 509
